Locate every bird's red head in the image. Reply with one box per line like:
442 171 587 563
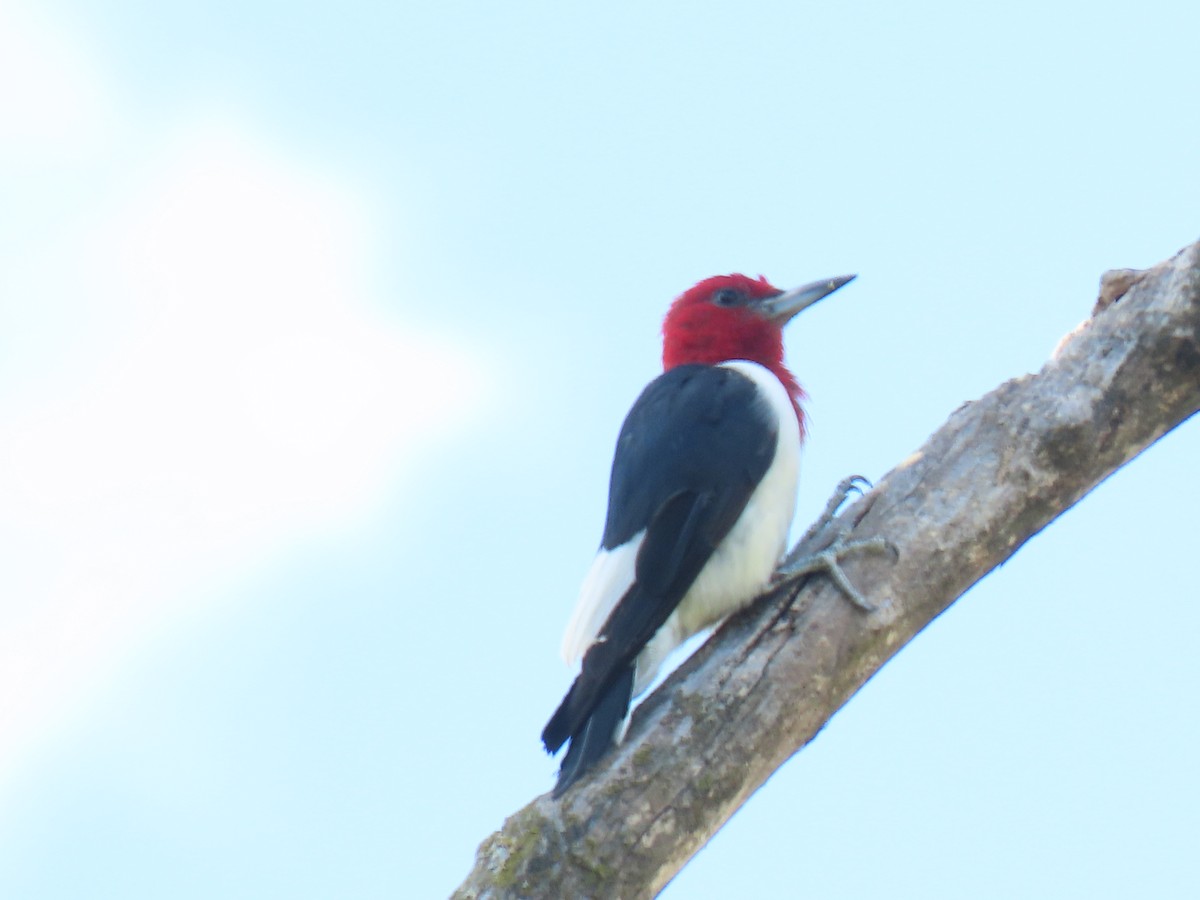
661 272 855 439
662 274 786 370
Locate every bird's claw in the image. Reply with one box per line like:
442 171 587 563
788 475 872 555
824 474 871 517
775 534 895 612
777 475 895 612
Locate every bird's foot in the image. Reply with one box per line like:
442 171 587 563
776 534 893 611
789 475 871 554
775 476 896 612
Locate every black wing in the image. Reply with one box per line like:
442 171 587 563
542 365 778 786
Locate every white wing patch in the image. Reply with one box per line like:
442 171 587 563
559 533 644 667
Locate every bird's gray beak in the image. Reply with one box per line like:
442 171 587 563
761 274 856 324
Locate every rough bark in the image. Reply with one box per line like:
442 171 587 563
453 239 1200 900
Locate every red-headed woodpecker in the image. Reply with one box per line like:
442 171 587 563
542 272 856 796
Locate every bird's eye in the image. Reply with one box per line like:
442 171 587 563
712 288 741 307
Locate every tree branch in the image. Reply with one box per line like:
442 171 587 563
454 238 1200 900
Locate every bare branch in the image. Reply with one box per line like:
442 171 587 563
454 239 1200 900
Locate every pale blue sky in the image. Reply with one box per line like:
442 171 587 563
1 1 1197 897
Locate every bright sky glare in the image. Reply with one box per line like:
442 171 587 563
0 1 484 817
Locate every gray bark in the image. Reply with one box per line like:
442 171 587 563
453 239 1200 900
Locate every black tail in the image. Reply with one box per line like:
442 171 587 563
545 664 635 798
